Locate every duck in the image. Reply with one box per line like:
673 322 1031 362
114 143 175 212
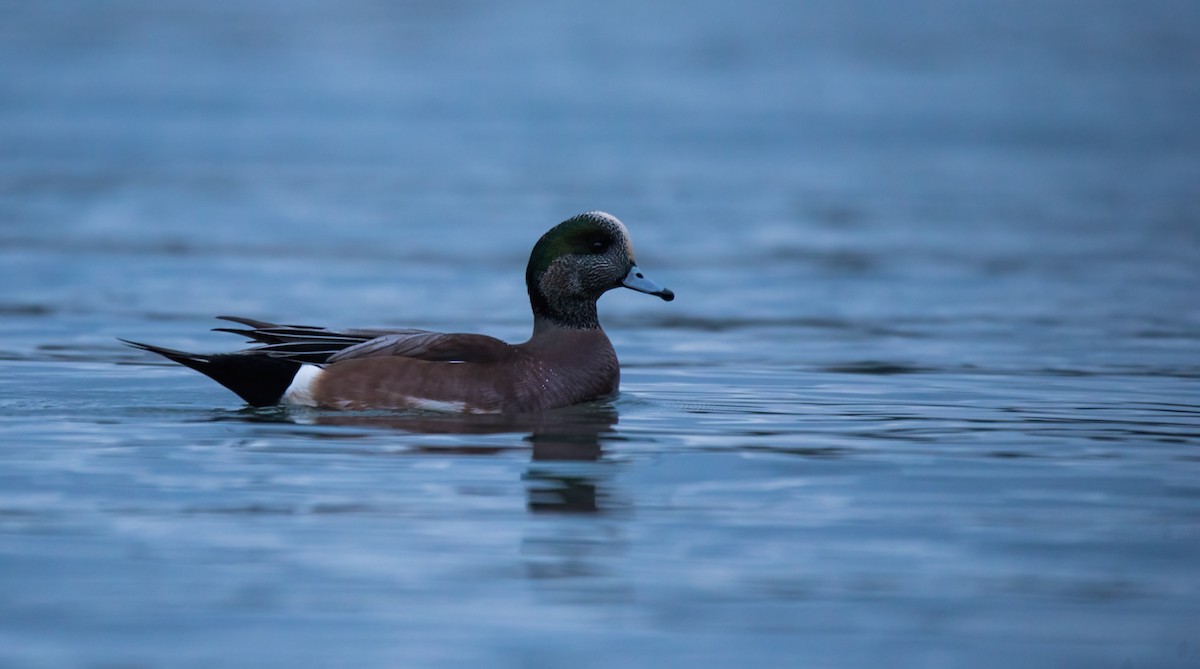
122 211 674 413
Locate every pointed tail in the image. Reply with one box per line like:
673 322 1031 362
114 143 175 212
121 339 302 407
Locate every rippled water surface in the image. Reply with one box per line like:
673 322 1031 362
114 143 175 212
2 1 1199 667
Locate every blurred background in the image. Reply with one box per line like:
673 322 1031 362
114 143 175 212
3 0 1196 331
1 1 1198 668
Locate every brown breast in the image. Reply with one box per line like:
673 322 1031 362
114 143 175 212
311 328 619 413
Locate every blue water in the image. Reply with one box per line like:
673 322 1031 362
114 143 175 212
2 1 1199 667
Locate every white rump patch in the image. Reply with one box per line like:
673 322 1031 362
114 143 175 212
281 365 499 413
282 364 324 407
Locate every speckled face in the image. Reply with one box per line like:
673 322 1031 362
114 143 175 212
523 211 673 327
526 211 638 301
525 211 673 327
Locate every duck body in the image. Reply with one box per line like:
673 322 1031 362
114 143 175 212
123 211 672 413
296 322 619 413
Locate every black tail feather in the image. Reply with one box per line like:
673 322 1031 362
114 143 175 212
121 339 302 407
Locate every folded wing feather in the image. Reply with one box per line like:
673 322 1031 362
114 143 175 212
328 332 511 364
213 316 512 365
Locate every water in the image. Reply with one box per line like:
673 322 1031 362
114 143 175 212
2 1 1199 667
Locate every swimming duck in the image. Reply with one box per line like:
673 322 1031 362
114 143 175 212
123 211 674 413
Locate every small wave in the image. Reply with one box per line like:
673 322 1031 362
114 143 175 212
821 361 937 375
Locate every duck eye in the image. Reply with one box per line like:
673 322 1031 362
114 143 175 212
589 239 610 254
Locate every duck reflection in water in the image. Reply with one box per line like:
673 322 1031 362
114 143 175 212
296 403 619 513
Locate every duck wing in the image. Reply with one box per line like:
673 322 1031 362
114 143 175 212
213 316 511 365
327 332 512 364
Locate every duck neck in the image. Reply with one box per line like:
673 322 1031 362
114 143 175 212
530 298 601 334
528 277 602 331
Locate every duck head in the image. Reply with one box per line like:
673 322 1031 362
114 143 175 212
526 211 674 328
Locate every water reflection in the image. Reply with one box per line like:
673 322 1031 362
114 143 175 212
524 470 601 513
524 410 611 513
297 404 618 513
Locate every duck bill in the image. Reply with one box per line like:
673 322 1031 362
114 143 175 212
621 265 675 301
